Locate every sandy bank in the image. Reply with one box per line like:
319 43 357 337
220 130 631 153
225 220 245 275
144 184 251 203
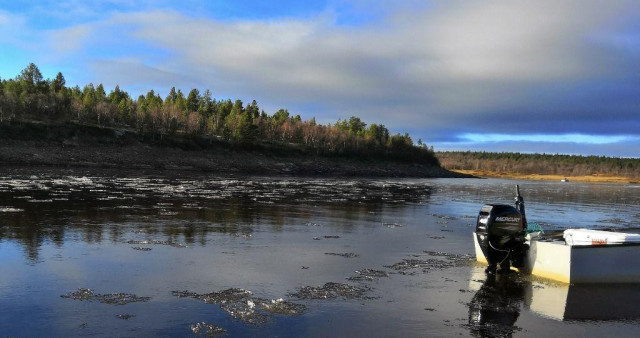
451 169 637 184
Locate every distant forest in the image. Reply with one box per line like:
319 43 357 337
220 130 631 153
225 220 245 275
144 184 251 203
0 63 438 165
438 151 640 179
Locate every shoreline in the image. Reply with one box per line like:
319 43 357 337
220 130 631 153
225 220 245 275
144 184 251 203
451 169 638 184
0 140 468 179
0 121 468 179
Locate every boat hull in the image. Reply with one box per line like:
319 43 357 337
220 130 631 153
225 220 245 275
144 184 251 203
473 233 640 283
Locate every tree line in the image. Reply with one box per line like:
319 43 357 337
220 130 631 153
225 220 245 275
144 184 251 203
0 63 438 165
437 151 640 179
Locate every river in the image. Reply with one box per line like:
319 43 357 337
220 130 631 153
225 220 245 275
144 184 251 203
1 168 639 337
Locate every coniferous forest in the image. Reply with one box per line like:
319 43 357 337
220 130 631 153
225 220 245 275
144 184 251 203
437 151 640 179
0 63 439 165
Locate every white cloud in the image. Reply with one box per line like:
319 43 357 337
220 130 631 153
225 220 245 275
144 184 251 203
89 58 200 93
459 133 635 145
49 25 93 53
95 2 634 116
403 1 616 82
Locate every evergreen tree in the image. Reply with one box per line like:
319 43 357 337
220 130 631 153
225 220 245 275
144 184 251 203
199 89 213 117
347 116 366 135
17 63 43 88
273 109 289 124
186 88 200 112
96 84 106 101
246 100 260 120
82 84 96 111
165 87 178 104
108 85 128 104
51 72 65 93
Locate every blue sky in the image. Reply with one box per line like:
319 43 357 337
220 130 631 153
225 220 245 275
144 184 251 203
1 0 639 157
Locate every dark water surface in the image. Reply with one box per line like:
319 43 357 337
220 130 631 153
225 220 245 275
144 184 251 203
1 168 639 337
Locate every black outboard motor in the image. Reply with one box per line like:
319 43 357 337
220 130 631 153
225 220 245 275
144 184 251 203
476 185 529 274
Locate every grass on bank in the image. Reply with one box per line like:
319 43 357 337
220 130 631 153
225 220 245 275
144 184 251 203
452 169 638 184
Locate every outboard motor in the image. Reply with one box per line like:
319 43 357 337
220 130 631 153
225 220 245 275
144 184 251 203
476 185 529 274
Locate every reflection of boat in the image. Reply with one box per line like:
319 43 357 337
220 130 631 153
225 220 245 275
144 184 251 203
527 281 640 321
467 266 640 323
473 185 640 283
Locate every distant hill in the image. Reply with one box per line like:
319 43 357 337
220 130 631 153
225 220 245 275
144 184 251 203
437 151 640 180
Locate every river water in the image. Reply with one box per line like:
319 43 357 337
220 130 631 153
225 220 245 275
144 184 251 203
1 168 639 337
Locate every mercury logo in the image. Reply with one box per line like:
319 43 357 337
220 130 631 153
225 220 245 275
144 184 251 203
495 216 520 222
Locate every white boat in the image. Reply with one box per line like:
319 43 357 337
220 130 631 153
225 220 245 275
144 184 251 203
473 229 640 283
473 185 640 284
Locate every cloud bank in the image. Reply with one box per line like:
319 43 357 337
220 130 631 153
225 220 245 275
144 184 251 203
1 1 639 156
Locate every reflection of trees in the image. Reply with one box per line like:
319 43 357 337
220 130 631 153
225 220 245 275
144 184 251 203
467 273 526 338
0 179 432 261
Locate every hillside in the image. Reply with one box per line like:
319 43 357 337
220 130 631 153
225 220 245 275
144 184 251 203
0 120 463 178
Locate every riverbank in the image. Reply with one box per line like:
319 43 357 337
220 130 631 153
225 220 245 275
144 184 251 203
0 122 465 178
0 140 460 177
437 151 640 182
451 169 637 184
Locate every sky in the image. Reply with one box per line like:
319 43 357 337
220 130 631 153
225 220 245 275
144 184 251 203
1 0 638 157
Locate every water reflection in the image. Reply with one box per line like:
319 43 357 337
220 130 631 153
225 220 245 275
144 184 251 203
467 272 525 337
0 173 433 261
527 282 640 321
2 170 640 336
467 266 640 337
428 179 640 230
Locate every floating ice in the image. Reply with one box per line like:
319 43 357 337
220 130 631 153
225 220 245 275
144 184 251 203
347 269 389 282
172 288 305 325
290 282 369 300
190 322 225 336
324 253 359 258
0 207 23 213
126 240 186 248
61 288 150 305
116 314 135 320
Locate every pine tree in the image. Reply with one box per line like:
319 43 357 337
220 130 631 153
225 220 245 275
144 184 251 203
186 88 200 112
17 63 43 87
51 72 65 93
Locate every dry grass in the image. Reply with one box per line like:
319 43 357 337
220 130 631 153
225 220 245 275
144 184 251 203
453 169 638 184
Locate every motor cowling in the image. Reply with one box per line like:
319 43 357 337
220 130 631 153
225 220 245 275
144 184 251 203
476 204 527 272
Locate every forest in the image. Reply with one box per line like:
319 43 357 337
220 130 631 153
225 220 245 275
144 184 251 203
437 151 640 179
0 63 439 165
